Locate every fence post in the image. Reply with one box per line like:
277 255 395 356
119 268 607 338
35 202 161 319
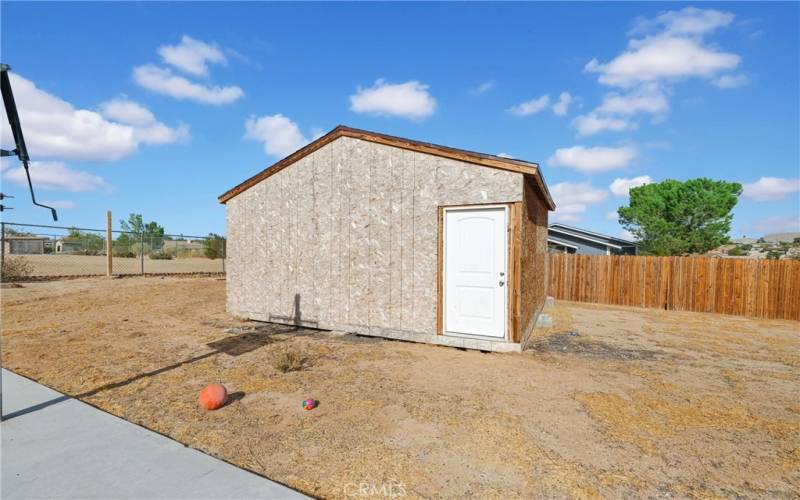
1 221 5 280
106 210 112 277
140 231 144 275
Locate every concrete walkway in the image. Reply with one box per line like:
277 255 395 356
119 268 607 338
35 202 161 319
1 369 305 499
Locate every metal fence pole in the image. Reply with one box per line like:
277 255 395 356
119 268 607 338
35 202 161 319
1 221 5 279
140 231 144 275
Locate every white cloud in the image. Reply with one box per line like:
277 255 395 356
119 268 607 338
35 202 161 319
470 81 495 96
607 210 619 221
552 92 573 116
712 73 748 89
349 79 436 120
619 229 636 240
585 36 740 88
547 145 637 173
157 35 226 77
41 200 76 209
244 114 309 158
3 161 109 192
550 181 608 222
742 177 800 201
572 113 636 136
596 85 669 116
610 175 653 196
1 73 135 162
99 98 189 145
631 7 734 37
496 152 514 159
133 64 244 105
508 95 550 116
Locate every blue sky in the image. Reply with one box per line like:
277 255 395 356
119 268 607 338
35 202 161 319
1 2 798 238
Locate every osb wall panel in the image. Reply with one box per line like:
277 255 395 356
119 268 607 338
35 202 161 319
520 177 549 340
226 136 523 336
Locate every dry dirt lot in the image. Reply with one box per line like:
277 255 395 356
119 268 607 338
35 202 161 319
12 254 224 276
2 277 798 498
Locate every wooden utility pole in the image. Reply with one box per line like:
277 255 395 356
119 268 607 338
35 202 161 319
106 210 112 277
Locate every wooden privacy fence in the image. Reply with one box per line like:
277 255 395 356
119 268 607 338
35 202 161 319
547 254 800 320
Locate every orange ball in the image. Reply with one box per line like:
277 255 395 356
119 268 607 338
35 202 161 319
199 383 228 410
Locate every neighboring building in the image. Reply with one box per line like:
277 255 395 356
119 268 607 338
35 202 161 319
548 223 638 255
220 125 555 352
55 240 84 254
3 235 46 254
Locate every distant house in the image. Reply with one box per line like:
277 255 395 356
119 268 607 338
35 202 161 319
55 240 84 254
548 224 638 255
3 235 46 255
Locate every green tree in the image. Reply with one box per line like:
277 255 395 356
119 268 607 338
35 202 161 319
203 233 226 259
617 178 742 256
119 213 166 252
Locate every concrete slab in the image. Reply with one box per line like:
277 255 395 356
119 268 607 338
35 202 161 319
1 369 306 499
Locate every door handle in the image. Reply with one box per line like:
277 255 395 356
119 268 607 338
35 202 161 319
499 280 505 287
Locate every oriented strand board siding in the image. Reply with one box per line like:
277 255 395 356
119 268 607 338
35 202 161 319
226 136 523 336
520 177 549 341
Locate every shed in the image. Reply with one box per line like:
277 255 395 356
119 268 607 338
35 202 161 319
219 126 555 352
3 236 46 255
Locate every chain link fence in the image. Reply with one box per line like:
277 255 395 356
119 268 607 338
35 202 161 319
1 222 225 280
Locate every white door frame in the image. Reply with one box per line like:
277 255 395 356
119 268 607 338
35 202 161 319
441 204 509 340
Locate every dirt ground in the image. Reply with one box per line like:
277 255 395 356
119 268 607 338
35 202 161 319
10 254 224 276
2 277 798 499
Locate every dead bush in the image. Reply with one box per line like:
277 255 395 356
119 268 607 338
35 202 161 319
1 256 34 282
271 348 307 373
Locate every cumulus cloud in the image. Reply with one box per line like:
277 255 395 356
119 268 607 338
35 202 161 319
552 92 573 116
157 35 226 77
133 64 244 105
244 114 310 158
607 210 619 221
0 73 183 162
610 175 654 196
742 177 800 201
2 161 109 192
349 79 436 120
585 36 740 88
508 95 550 116
572 114 636 136
596 85 669 116
712 73 748 89
547 145 637 173
576 7 741 135
550 181 608 222
99 98 189 145
470 81 495 96
496 152 514 159
630 6 734 37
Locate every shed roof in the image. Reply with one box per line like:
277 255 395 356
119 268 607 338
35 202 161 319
218 125 555 209
549 223 637 247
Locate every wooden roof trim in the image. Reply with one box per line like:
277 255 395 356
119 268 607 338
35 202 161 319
218 125 556 209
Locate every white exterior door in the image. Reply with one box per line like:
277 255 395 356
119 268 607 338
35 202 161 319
444 206 507 338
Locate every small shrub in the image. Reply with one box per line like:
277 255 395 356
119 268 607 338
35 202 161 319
113 249 136 258
766 250 783 260
1 256 34 282
75 248 100 256
149 251 173 260
727 247 745 256
271 348 306 373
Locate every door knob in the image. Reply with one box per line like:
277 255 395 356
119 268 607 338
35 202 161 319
499 280 505 286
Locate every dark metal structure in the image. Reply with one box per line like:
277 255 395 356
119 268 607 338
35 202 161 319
1 64 58 221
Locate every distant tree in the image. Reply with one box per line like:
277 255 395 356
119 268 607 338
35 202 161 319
794 237 800 245
119 213 166 252
618 178 742 256
65 227 105 253
203 233 226 259
766 250 783 260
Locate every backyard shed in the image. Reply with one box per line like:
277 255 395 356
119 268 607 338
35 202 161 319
219 126 555 352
